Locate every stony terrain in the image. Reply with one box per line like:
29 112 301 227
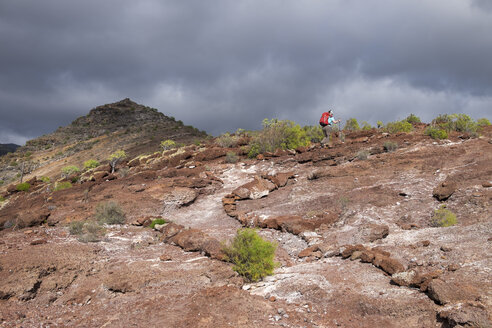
0 115 491 327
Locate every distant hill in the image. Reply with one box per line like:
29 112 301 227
0 98 208 184
0 143 20 156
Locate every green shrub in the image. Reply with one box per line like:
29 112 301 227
344 118 360 131
430 206 457 227
95 201 126 225
83 159 100 170
361 121 373 130
216 133 239 148
40 176 51 183
0 180 4 186
377 120 383 129
405 114 421 124
425 126 448 140
223 228 278 282
383 141 398 152
384 120 413 133
432 114 478 134
16 182 30 192
247 119 310 158
54 181 72 191
356 150 369 160
160 139 176 150
149 218 167 229
69 221 85 235
0 196 5 202
62 165 80 177
303 125 324 143
477 118 491 127
226 151 239 163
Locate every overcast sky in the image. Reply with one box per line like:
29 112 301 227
1 0 491 144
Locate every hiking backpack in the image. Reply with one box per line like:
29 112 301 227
319 112 331 126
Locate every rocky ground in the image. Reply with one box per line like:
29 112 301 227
0 126 491 327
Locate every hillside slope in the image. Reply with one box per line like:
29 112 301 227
0 125 490 327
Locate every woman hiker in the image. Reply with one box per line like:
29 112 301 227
319 110 341 145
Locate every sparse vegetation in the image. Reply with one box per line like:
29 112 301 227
361 121 373 130
95 201 126 225
83 159 100 170
425 126 448 140
344 118 360 131
477 118 491 127
430 205 457 227
377 120 383 129
405 114 421 124
356 150 370 160
383 141 398 152
226 151 239 163
108 150 127 173
62 165 80 177
149 218 167 229
69 221 85 235
160 139 176 150
216 133 239 148
247 119 310 158
431 114 478 134
0 196 5 202
54 181 72 191
40 176 50 183
0 180 4 186
16 182 30 192
384 120 413 133
303 125 324 143
77 221 106 243
223 228 278 282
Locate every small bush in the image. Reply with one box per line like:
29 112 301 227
477 118 491 127
356 150 369 160
78 222 105 243
432 114 478 134
405 114 421 124
95 201 126 225
54 181 72 191
377 120 383 129
384 120 413 133
62 165 80 177
223 228 278 282
425 126 448 140
344 118 360 131
40 176 51 183
226 151 239 163
161 139 176 150
16 182 30 192
69 221 85 235
303 125 324 143
247 119 310 158
0 196 5 202
83 159 100 170
361 121 373 131
383 141 398 152
149 218 167 229
216 133 239 148
430 206 457 227
0 180 4 185
108 150 127 173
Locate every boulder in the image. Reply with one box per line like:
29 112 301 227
232 176 276 200
341 244 366 259
391 270 421 287
159 222 185 242
433 180 457 201
298 245 320 258
359 223 389 242
263 171 294 188
427 279 480 305
170 229 207 252
438 304 491 328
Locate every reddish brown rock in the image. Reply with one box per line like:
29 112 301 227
298 245 320 258
263 171 294 188
170 229 208 252
438 304 491 328
427 279 480 305
30 239 47 245
433 180 457 201
159 254 172 261
372 254 405 275
341 244 366 259
93 171 109 181
194 148 227 161
159 222 185 242
360 223 389 242
391 269 422 287
232 176 276 200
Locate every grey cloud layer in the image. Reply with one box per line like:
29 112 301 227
1 0 491 143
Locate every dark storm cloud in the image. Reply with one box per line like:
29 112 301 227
1 0 491 144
